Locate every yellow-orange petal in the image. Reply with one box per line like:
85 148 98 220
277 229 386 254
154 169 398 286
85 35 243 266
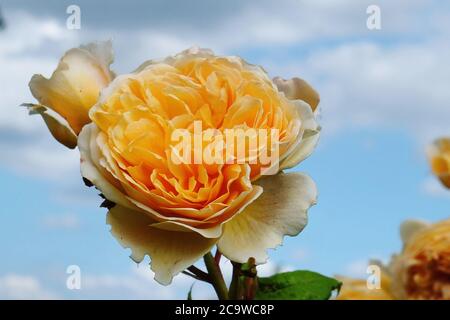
427 138 450 188
29 41 114 136
279 100 320 171
23 103 77 148
107 204 218 285
390 219 450 300
273 76 320 112
218 172 317 263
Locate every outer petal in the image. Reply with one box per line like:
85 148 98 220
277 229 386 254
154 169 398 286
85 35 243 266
217 172 317 263
389 218 450 299
23 103 77 148
107 205 218 285
427 138 450 188
29 41 114 135
273 76 320 112
134 46 215 73
279 100 320 171
78 123 136 209
400 219 430 245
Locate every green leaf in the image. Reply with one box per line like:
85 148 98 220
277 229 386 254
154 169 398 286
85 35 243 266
255 270 341 300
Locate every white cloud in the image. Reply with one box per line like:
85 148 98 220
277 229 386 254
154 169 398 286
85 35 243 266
289 248 309 262
0 11 76 55
0 11 104 208
0 11 81 181
342 255 389 279
343 259 368 278
268 39 450 145
0 274 59 299
78 263 209 299
62 259 292 299
0 265 197 300
41 213 81 230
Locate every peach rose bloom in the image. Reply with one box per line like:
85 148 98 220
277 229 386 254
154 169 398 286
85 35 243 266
389 219 450 300
27 41 114 148
428 138 450 189
27 44 320 285
338 219 450 300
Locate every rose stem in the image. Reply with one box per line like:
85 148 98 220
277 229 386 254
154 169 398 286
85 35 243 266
182 270 199 280
187 266 210 283
214 249 225 281
229 262 242 300
214 249 222 264
244 277 256 300
203 252 229 300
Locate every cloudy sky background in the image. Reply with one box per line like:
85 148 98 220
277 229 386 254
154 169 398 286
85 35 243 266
1 0 450 299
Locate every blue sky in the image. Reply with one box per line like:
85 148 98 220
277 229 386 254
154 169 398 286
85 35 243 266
0 0 450 299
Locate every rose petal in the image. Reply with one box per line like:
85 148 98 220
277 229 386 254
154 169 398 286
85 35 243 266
134 46 215 73
79 123 264 239
148 185 262 238
273 76 320 112
218 172 317 263
23 103 77 148
78 123 135 208
107 204 218 285
427 138 450 188
279 100 320 170
29 41 114 135
400 219 430 245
